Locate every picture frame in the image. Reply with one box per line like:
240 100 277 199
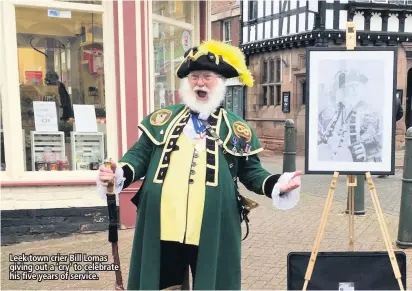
305 47 397 175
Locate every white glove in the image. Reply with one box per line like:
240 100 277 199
271 172 301 210
96 166 126 200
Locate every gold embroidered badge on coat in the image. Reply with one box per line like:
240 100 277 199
233 121 251 142
150 109 173 126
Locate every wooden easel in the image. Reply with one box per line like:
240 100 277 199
301 173 405 290
302 22 405 291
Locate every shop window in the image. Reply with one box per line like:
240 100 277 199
152 0 196 110
15 7 106 172
152 0 193 24
153 22 193 110
223 20 232 44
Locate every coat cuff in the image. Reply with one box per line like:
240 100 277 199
262 174 280 198
119 163 135 188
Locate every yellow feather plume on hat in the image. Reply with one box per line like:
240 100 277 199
197 40 254 87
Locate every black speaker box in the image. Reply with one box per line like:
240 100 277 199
287 251 407 290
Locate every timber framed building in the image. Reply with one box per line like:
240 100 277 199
240 0 412 154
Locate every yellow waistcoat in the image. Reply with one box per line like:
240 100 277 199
160 133 206 246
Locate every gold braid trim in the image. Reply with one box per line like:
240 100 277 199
262 174 276 197
175 49 210 75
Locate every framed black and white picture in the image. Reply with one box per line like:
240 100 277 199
305 47 397 175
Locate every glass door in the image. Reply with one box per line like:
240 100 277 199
225 86 233 111
225 86 244 118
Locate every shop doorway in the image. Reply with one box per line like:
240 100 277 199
224 86 244 118
406 68 412 129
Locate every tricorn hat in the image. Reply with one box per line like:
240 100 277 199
176 40 254 87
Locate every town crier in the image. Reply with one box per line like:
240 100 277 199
97 40 302 290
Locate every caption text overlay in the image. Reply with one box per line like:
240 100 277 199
9 253 120 282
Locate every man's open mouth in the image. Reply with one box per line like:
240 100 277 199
195 90 208 100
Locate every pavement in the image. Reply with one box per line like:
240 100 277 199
1 153 411 290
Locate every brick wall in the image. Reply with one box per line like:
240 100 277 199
211 1 238 15
1 185 111 245
212 21 222 41
231 17 240 46
1 206 110 245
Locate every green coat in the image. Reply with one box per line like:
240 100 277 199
119 104 280 290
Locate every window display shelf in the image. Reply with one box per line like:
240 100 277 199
30 131 66 171
70 132 104 171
